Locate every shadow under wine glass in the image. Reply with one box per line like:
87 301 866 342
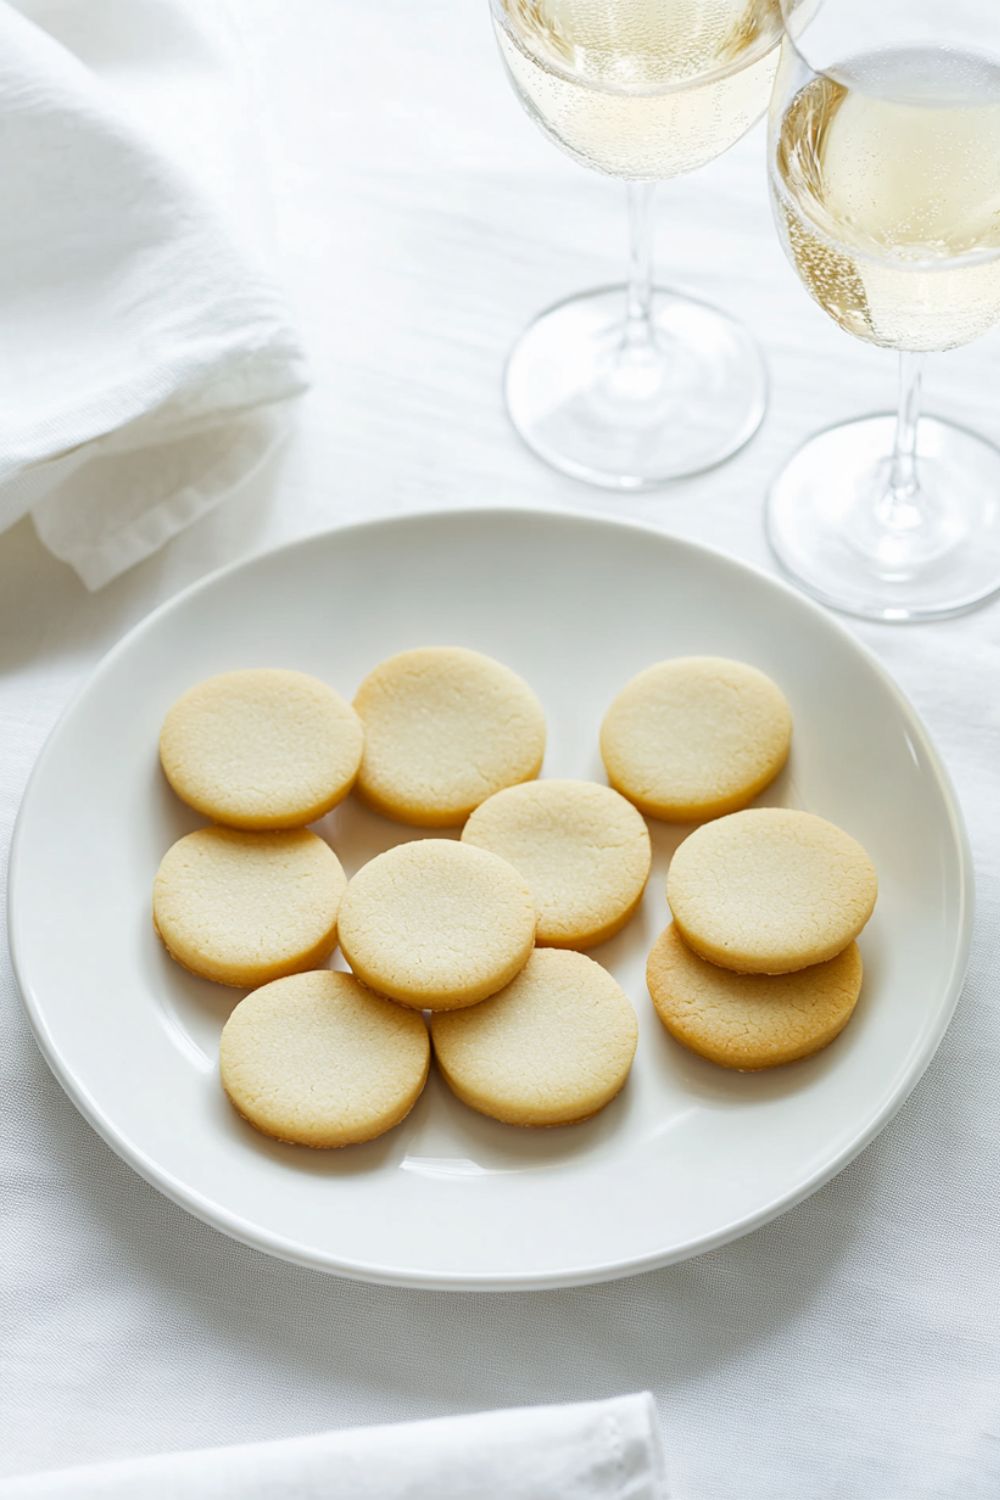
489 0 786 490
766 0 1000 620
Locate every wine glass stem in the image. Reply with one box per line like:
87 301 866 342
879 350 926 530
624 180 656 352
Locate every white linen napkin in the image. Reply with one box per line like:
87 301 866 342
0 1394 667 1499
0 0 308 589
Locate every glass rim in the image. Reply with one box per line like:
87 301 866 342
776 0 1000 91
489 0 781 100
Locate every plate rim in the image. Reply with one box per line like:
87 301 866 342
7 505 976 1290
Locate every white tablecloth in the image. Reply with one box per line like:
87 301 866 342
2 4 998 1496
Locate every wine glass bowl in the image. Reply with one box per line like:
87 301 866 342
490 0 784 489
766 0 1000 619
495 0 783 180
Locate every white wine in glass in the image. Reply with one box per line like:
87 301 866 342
498 0 782 179
491 0 784 489
767 1 1000 619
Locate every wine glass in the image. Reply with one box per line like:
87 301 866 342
489 0 785 489
767 0 1000 620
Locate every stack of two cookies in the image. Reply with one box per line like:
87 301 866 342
649 808 877 1071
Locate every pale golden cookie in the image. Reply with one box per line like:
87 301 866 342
160 669 364 830
462 779 651 949
353 647 546 827
338 839 537 1010
431 949 638 1127
220 971 429 1148
667 808 877 974
153 827 345 987
600 656 792 821
647 923 863 1070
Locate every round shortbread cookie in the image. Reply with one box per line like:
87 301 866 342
353 647 546 827
461 779 651 949
337 839 537 1011
666 808 877 975
153 827 345 987
160 668 363 830
430 948 638 1127
220 970 430 1148
600 656 792 821
647 923 864 1070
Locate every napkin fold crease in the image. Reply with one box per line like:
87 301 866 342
0 0 308 588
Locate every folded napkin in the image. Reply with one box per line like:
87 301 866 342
0 0 308 588
0 1394 667 1499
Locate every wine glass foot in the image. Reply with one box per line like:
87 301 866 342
766 415 1000 622
504 284 768 489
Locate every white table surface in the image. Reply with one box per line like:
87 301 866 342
2 3 999 1495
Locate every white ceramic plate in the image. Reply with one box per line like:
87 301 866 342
9 510 973 1290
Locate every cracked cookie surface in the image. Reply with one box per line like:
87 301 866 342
353 647 545 827
221 970 429 1147
153 826 345 987
600 656 792 822
160 669 363 829
431 948 638 1126
666 808 877 974
337 839 537 1010
462 779 651 949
